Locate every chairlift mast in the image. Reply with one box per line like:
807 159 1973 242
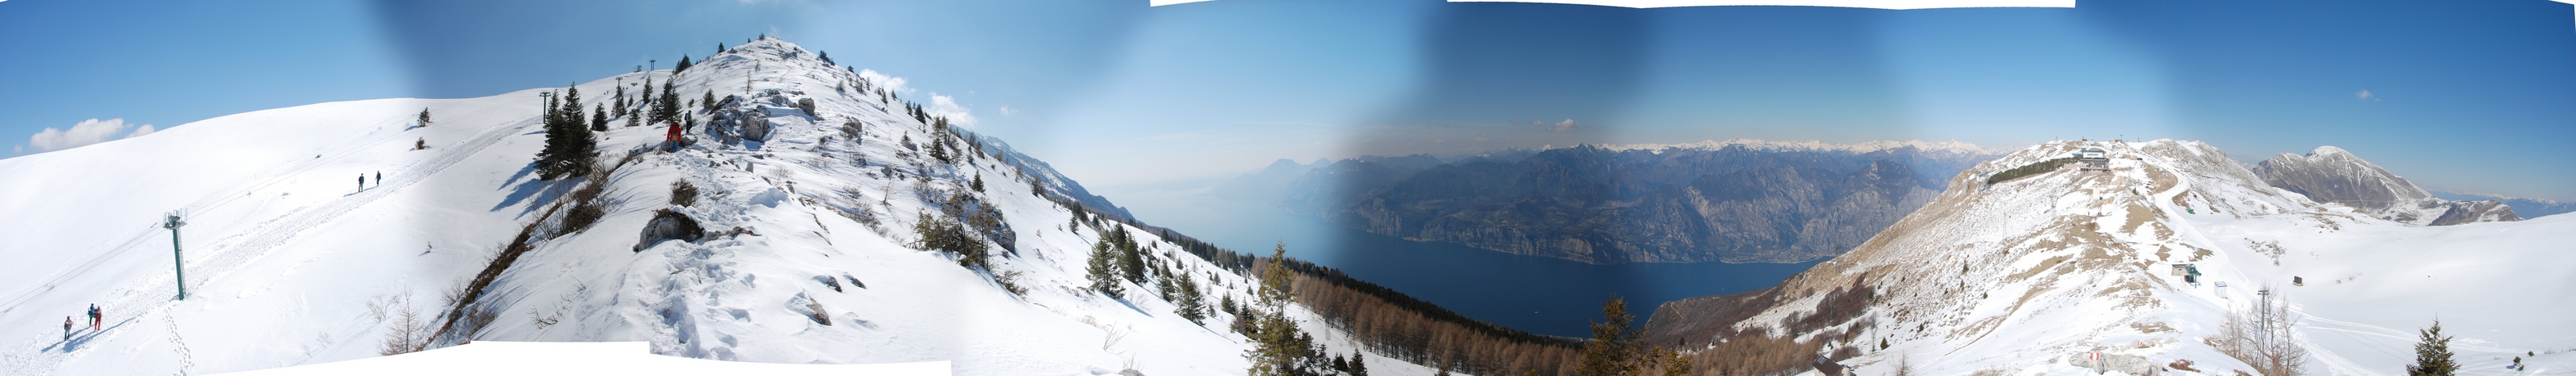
163 211 187 300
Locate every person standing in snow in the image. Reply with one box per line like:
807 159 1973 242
63 316 71 340
359 174 366 192
87 304 100 330
375 172 382 187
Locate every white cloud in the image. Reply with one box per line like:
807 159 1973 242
858 69 912 94
2355 89 2379 101
26 118 154 153
999 106 1019 116
1551 119 1580 132
927 93 977 128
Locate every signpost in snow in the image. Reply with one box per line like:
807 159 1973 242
163 211 187 300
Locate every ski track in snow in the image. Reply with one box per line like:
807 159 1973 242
0 114 538 375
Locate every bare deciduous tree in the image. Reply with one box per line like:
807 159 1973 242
2214 284 2309 376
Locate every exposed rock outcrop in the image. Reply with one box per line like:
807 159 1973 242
634 208 705 252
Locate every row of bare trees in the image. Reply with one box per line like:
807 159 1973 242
1288 270 1583 375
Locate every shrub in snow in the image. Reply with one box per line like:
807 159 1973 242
913 212 990 269
996 271 1029 297
669 181 699 207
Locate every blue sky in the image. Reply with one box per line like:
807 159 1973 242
2 0 2571 200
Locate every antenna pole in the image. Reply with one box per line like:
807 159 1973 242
163 211 187 300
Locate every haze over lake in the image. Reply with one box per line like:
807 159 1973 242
1103 182 1822 338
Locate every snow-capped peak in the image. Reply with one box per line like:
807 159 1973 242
2252 145 2518 226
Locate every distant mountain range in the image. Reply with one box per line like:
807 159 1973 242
2432 190 2574 218
1218 141 2001 264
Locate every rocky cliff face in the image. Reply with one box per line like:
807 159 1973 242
2253 146 2520 226
1226 142 1993 263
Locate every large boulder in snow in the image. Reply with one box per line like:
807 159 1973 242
740 118 772 142
635 208 705 252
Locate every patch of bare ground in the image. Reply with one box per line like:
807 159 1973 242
2010 255 2071 283
2123 204 2154 235
2146 163 2177 194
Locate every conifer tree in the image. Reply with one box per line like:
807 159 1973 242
1087 234 1123 298
614 85 628 117
1244 243 1321 376
415 108 432 128
533 86 598 180
1173 275 1209 325
591 105 608 132
2408 320 2458 376
1580 297 1644 376
930 137 951 163
674 55 693 74
1115 229 1146 284
561 86 586 132
703 91 717 113
1579 296 1685 376
654 79 681 124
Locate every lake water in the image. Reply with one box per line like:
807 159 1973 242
1099 183 1823 338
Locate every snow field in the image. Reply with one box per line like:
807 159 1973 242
1777 140 2571 376
2 37 1446 376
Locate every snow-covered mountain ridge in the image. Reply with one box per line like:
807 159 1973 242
1649 139 2575 375
0 37 1436 376
2252 146 2520 226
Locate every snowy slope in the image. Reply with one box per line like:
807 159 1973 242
0 37 1444 376
1711 140 2576 376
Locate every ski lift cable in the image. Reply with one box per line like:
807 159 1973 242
185 97 523 214
0 99 523 313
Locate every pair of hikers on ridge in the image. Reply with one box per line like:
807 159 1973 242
63 304 98 340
